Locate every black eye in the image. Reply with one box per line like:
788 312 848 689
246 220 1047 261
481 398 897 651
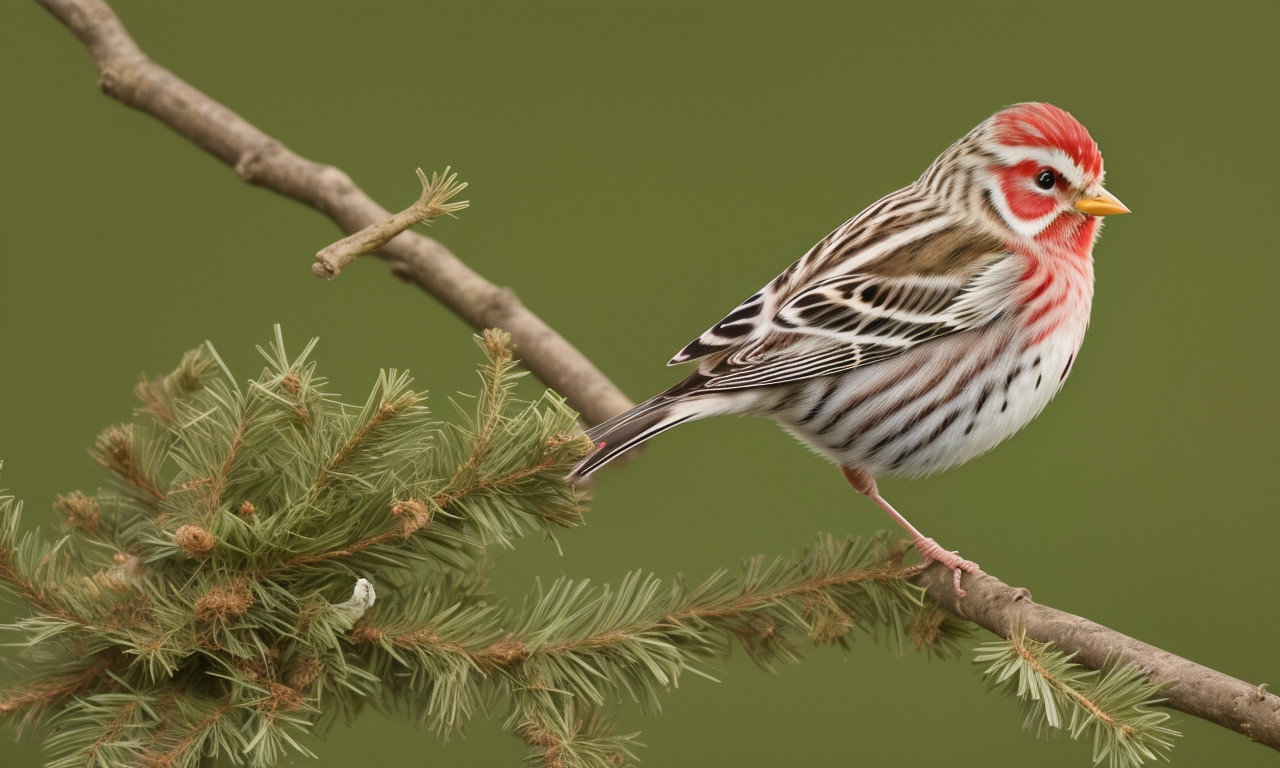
1035 169 1057 190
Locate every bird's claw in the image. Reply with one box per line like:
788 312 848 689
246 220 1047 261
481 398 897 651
913 537 981 598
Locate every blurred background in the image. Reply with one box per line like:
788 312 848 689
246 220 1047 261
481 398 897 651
2 1 1277 765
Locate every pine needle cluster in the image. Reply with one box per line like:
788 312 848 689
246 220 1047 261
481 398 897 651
976 626 1179 766
0 328 591 766
0 328 1178 767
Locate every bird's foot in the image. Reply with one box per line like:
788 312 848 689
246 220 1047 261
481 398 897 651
913 537 981 598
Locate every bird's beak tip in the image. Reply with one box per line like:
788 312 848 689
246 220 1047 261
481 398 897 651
1074 189 1130 217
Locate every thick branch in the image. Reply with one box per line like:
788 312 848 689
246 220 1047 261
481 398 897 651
35 0 633 428
914 565 1280 750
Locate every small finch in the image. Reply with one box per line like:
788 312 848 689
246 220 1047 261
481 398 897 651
568 103 1130 596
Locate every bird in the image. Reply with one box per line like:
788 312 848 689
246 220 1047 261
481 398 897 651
568 102 1129 596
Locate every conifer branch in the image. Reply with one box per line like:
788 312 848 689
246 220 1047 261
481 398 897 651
78 698 143 767
209 420 247 512
0 555 63 621
143 700 236 768
1 330 601 764
0 531 87 626
53 491 101 536
510 695 640 768
135 348 217 425
0 662 109 725
91 425 168 504
350 533 970 765
666 543 922 622
272 500 431 571
352 536 954 671
34 0 633 428
313 392 420 490
976 626 1179 767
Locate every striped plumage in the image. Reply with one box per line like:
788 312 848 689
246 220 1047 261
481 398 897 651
569 103 1128 595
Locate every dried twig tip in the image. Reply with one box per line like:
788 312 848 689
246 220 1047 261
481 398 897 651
312 166 468 279
414 166 470 223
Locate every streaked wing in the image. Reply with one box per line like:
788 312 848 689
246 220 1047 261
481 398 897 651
700 252 1023 390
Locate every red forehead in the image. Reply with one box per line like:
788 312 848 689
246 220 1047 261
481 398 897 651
993 103 1102 179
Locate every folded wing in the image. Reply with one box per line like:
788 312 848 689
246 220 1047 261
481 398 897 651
688 252 1024 390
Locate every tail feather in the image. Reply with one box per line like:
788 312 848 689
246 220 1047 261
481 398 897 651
568 397 697 480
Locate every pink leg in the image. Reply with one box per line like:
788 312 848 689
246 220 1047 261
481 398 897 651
840 466 980 597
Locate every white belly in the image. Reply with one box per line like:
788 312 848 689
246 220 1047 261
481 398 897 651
770 317 1087 478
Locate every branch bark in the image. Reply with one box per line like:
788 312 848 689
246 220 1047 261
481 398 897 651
914 564 1280 750
34 0 632 429
33 0 1279 755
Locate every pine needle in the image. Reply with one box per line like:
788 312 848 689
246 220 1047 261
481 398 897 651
975 626 1179 767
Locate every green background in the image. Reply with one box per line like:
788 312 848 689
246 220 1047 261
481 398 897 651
3 1 1277 766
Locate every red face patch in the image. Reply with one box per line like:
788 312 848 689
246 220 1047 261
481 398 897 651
997 162 1057 222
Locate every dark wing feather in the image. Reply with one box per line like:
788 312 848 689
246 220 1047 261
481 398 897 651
669 289 769 364
700 254 1022 390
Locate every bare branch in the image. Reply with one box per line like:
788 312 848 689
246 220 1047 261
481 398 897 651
913 564 1280 750
313 167 469 279
34 0 633 428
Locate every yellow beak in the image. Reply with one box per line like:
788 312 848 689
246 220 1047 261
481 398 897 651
1074 189 1130 216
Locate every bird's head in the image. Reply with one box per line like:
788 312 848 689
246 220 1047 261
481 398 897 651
969 102 1129 245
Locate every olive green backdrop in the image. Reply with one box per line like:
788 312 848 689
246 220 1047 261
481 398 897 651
2 2 1277 766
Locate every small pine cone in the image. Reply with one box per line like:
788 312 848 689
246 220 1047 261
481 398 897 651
194 582 254 623
516 720 560 749
349 627 383 644
238 500 255 517
261 682 306 713
478 638 529 667
174 524 215 557
909 601 948 651
807 607 855 646
287 655 323 691
394 499 433 537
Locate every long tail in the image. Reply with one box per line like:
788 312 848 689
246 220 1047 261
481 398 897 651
567 377 714 480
